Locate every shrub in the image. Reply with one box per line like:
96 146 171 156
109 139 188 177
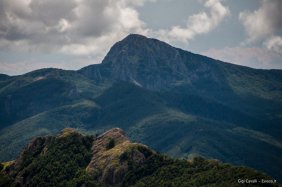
106 138 115 150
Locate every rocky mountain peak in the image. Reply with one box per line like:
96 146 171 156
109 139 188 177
121 33 148 42
80 34 228 90
95 34 192 89
102 34 179 66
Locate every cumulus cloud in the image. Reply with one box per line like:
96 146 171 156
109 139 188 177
0 0 229 56
152 0 229 42
264 36 282 54
0 0 149 57
204 47 282 69
239 0 282 53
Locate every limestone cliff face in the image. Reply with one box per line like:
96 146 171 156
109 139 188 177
86 128 154 185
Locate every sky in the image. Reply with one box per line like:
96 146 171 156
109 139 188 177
0 0 281 75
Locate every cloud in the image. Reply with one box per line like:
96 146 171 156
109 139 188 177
0 0 149 57
203 47 282 69
0 0 229 56
239 0 282 53
152 0 229 42
264 36 282 54
0 58 95 76
0 51 101 75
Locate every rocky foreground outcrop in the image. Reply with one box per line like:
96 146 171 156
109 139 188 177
0 128 279 187
86 128 155 185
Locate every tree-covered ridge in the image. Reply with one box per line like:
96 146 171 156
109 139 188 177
0 128 97 187
0 128 278 187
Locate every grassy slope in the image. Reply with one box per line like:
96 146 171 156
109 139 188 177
220 62 282 101
0 68 111 129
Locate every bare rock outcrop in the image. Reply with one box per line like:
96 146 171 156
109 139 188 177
86 128 154 186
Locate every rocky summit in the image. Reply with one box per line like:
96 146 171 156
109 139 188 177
80 34 229 90
86 128 154 185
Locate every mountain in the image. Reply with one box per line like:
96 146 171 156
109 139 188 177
0 128 278 187
0 34 281 181
0 74 10 81
80 34 232 92
80 34 282 100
